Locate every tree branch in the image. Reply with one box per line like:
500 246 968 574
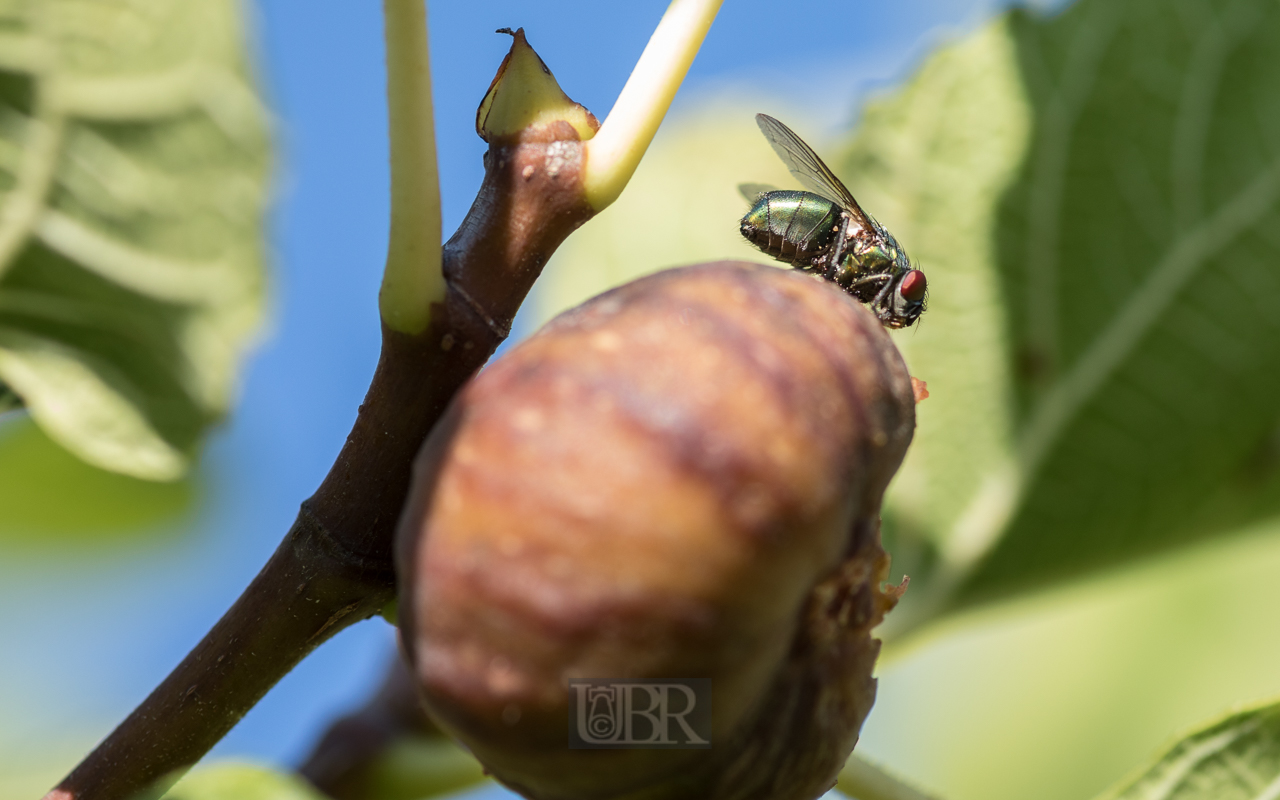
43 3 723 797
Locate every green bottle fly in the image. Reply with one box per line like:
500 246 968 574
740 114 927 329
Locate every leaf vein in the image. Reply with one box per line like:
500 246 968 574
1023 0 1128 370
0 112 63 280
1020 157 1280 476
1139 725 1251 800
1170 0 1267 229
35 210 245 304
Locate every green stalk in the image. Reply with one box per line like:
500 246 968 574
583 0 722 211
379 0 443 335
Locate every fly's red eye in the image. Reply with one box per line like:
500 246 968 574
899 269 927 302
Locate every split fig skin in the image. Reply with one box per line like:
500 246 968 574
396 261 916 800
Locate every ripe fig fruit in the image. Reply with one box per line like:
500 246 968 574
396 261 915 800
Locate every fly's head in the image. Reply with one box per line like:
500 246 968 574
878 267 927 329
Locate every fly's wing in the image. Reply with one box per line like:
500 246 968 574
737 182 779 204
755 113 873 229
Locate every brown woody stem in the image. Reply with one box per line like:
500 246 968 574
44 132 594 800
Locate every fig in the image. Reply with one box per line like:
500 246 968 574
396 261 915 800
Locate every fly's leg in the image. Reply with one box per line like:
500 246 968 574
823 216 853 283
847 273 891 290
842 272 890 296
869 273 898 322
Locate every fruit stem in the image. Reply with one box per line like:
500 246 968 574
838 753 944 800
298 654 486 799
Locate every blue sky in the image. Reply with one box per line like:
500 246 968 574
0 0 1059 793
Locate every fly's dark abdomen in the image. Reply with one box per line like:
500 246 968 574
740 190 840 269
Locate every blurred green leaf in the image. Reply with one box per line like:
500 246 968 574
357 738 487 800
971 0 1280 601
0 415 194 546
0 0 270 481
864 517 1280 800
1093 700 1280 800
159 763 325 800
833 0 1280 631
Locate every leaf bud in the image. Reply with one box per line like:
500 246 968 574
477 28 599 145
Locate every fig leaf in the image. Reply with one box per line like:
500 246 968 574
0 0 270 481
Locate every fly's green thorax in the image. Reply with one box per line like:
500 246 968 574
836 229 911 295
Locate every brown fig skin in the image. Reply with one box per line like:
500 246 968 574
396 261 915 800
